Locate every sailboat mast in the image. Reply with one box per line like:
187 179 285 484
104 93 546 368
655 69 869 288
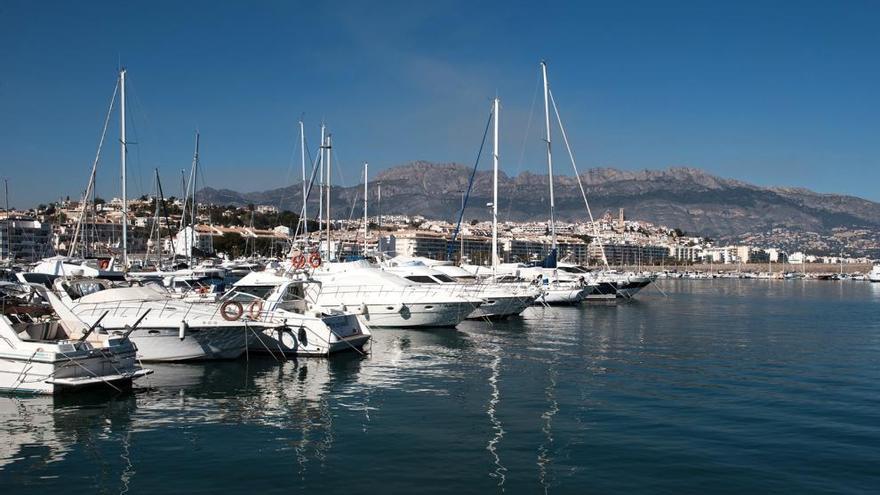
325 134 332 260
188 132 200 267
318 124 325 236
363 162 368 256
377 182 382 253
300 120 308 239
541 61 557 250
4 179 10 261
120 68 128 270
151 169 161 265
492 97 500 273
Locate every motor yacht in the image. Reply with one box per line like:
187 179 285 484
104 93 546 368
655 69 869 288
27 256 126 286
229 271 371 356
0 304 151 394
310 260 483 328
45 278 269 362
381 257 538 319
466 263 591 305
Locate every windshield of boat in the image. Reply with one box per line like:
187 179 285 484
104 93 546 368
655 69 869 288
222 290 262 304
65 280 107 299
233 285 275 300
434 274 456 283
405 275 438 284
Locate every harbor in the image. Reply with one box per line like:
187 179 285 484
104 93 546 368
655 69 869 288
2 279 878 494
4 2 880 493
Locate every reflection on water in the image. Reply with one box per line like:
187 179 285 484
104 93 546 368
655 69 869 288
2 280 880 494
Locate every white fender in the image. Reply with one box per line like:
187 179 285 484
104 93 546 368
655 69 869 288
279 328 297 350
178 321 187 340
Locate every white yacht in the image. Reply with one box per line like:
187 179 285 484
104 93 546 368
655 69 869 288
868 265 880 283
468 263 591 305
381 257 538 319
27 256 126 285
553 263 657 300
0 308 151 394
46 278 269 362
587 270 656 299
229 271 371 356
310 261 483 328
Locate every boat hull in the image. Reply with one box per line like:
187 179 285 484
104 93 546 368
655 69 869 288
249 314 371 357
466 294 535 319
358 302 476 328
538 287 588 305
0 349 147 394
125 326 251 361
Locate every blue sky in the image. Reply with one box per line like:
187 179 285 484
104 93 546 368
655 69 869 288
1 0 879 206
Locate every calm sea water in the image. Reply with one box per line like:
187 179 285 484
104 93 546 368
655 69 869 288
2 280 879 494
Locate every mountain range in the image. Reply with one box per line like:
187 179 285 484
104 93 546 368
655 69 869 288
196 161 880 240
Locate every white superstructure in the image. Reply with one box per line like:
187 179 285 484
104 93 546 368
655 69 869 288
310 260 483 328
0 310 150 394
231 271 371 356
47 278 270 362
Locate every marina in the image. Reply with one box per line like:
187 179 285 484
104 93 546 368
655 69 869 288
1 279 878 493
3 2 880 493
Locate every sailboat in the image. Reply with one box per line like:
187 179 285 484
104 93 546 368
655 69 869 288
380 98 539 317
480 62 591 304
127 132 228 295
29 69 128 284
529 61 656 301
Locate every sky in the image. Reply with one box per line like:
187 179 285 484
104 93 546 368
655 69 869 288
1 0 879 206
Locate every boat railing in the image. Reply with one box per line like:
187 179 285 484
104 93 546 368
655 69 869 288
72 298 220 321
314 284 470 301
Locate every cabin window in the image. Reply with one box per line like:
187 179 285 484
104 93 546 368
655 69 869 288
405 276 437 284
434 274 456 283
282 285 304 301
68 281 105 299
234 286 273 299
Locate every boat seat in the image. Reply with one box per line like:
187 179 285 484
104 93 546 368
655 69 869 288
16 322 68 342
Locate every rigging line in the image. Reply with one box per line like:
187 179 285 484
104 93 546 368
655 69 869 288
276 119 303 222
347 189 360 225
70 78 119 257
125 75 147 199
197 153 210 216
157 170 177 263
299 135 318 230
505 70 541 223
548 89 608 267
292 140 323 241
448 103 494 259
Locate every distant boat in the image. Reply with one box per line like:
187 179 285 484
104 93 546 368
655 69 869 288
868 265 880 283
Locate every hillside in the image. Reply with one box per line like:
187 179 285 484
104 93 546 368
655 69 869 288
196 161 880 240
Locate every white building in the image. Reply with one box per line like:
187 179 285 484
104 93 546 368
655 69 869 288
172 226 214 257
0 218 52 261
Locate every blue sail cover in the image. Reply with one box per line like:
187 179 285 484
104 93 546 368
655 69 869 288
541 248 558 268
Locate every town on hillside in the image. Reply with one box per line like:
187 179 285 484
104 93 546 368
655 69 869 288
1 196 874 269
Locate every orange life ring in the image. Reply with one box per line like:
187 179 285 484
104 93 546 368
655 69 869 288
309 252 322 268
99 259 109 270
248 300 264 319
293 254 307 269
220 301 243 321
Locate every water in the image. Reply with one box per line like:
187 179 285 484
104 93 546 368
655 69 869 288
2 280 879 494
